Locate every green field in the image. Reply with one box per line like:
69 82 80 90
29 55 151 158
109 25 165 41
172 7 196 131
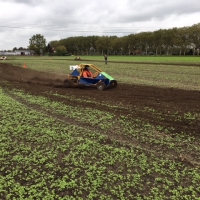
5 55 200 64
3 55 200 91
0 56 200 199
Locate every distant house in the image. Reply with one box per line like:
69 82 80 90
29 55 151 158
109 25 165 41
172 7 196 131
0 51 15 55
15 50 34 55
0 51 6 55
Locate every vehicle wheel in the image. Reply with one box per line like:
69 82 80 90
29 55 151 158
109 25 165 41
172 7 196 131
110 80 117 88
96 82 106 90
63 79 74 88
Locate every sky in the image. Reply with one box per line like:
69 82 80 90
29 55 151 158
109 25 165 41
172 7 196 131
0 0 200 50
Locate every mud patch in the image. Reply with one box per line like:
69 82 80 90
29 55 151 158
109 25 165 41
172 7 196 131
27 76 65 87
0 63 67 87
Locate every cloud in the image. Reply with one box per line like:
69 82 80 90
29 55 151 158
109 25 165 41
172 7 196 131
4 0 43 6
0 0 200 50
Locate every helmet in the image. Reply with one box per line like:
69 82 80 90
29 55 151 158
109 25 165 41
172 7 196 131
84 65 90 70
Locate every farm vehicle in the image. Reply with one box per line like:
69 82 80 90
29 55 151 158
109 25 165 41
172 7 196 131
0 56 7 60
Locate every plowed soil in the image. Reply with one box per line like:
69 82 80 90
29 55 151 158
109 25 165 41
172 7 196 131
0 63 200 137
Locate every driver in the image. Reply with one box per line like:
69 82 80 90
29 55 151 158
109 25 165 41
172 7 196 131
82 65 94 78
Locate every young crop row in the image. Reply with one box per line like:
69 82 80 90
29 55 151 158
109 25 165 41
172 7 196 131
10 87 200 162
1 86 200 199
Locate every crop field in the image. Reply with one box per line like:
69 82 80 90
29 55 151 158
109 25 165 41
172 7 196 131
0 56 200 199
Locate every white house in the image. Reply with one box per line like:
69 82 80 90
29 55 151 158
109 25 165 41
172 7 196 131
15 50 34 55
0 50 34 56
0 51 15 55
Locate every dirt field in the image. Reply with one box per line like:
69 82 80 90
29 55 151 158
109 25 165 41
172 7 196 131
1 63 200 138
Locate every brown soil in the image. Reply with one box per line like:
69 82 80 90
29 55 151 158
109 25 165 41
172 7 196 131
0 63 200 137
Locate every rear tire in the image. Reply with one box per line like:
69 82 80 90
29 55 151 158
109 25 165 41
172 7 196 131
110 80 117 88
96 82 106 90
63 79 74 88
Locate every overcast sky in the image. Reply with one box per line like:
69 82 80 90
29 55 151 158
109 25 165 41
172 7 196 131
0 0 200 50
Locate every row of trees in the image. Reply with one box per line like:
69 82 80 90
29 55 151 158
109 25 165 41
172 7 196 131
27 23 200 56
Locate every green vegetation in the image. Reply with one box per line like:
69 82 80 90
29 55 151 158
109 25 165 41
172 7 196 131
28 34 47 55
0 56 200 199
6 55 200 64
1 87 200 199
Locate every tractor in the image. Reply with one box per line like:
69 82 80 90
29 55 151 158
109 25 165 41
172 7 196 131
64 63 117 90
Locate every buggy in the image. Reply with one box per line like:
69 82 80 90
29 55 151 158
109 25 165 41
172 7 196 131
64 63 117 90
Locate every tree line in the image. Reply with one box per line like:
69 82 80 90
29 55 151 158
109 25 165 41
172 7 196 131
26 23 200 56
